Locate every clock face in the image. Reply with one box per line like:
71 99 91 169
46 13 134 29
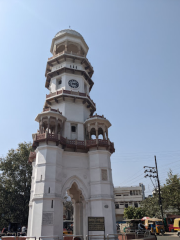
68 79 79 88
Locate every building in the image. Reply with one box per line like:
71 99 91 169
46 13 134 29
114 183 145 221
27 29 116 239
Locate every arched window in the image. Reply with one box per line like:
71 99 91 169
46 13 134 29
90 128 96 139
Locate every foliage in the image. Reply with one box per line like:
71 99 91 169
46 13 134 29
162 171 180 212
140 170 180 218
124 206 145 219
0 142 32 230
63 196 73 220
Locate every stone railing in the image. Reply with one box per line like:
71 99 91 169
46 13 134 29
48 50 85 61
43 107 62 114
32 133 115 153
88 114 106 119
46 89 96 107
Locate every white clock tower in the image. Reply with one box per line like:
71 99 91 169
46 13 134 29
28 29 116 240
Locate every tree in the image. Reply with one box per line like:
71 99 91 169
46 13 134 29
162 171 180 212
124 206 145 219
0 142 32 230
63 196 73 220
140 170 180 218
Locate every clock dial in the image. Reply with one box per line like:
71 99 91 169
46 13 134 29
68 79 79 88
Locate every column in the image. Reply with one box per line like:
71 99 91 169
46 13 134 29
103 131 105 140
96 129 98 140
55 118 58 134
74 202 83 236
65 41 68 51
47 116 50 133
106 129 108 139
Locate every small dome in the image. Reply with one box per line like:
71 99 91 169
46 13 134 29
55 29 83 38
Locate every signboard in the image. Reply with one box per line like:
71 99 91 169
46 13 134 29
42 212 53 225
88 217 105 231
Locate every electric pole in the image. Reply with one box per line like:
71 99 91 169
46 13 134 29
144 155 164 221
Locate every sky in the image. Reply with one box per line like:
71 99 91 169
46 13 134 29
0 0 180 196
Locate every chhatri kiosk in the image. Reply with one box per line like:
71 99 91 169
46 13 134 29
28 29 116 239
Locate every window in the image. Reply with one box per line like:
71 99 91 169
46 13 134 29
116 195 121 196
51 200 53 208
115 204 119 209
134 202 138 208
130 191 132 195
58 79 62 85
125 203 128 208
48 187 50 193
71 126 76 132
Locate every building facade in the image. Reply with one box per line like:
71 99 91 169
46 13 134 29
27 29 116 239
114 183 145 221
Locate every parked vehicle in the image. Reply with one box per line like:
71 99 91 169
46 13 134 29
173 218 180 231
63 220 73 235
144 219 165 235
154 221 165 235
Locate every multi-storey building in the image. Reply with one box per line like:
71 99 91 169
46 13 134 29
114 183 145 221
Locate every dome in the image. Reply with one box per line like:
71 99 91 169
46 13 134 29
55 29 83 38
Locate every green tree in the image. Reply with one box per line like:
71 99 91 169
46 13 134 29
63 196 73 220
0 142 32 229
140 171 180 218
124 206 145 219
162 171 180 212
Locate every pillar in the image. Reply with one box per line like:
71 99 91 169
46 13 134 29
74 202 83 236
103 131 105 140
55 118 58 134
96 129 98 140
65 41 68 51
47 116 50 133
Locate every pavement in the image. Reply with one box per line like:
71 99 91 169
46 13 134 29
157 232 179 239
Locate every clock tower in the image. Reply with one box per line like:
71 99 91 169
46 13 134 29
28 29 116 240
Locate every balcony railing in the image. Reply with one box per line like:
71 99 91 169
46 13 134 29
32 133 115 154
43 107 62 114
48 51 85 61
46 89 96 107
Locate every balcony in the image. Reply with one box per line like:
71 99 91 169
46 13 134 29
46 51 94 78
32 133 115 154
48 50 85 61
46 89 96 108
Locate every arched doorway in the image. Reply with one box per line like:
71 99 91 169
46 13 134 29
62 177 88 239
67 182 84 236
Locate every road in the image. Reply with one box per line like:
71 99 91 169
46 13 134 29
157 233 179 239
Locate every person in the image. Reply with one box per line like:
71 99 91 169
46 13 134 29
21 226 27 233
2 227 8 234
138 223 145 232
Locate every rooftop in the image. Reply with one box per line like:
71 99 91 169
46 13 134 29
55 29 83 38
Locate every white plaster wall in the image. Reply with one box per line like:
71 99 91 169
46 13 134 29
88 150 116 235
52 61 84 72
28 146 116 239
49 72 91 94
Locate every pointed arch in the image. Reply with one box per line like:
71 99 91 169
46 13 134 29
61 175 89 199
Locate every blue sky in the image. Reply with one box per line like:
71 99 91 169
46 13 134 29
0 0 180 196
